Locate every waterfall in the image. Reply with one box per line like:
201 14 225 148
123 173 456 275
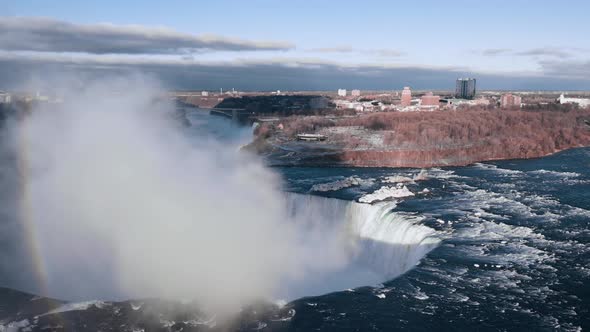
279 193 440 299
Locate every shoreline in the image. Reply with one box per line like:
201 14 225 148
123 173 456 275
249 140 590 169
263 146 584 169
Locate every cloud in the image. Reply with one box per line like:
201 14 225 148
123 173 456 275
371 49 405 57
309 46 404 57
0 17 294 54
0 50 447 70
310 46 354 53
2 50 588 91
514 47 572 59
481 48 512 56
480 47 574 58
539 59 590 79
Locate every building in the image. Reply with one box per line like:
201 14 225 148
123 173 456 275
500 93 522 108
351 89 361 97
337 89 347 97
558 94 590 107
201 91 209 97
420 92 440 106
455 78 476 99
401 87 412 106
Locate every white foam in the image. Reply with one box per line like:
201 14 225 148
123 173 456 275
427 168 462 179
184 315 217 328
358 185 414 203
253 322 267 330
0 319 31 332
529 169 581 178
40 301 108 316
271 309 296 322
310 176 373 192
382 175 414 184
473 163 523 175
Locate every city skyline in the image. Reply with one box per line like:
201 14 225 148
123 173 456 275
2 0 590 90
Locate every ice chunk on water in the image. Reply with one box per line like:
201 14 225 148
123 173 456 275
359 185 414 203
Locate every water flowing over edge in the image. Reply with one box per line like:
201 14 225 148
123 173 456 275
279 192 440 300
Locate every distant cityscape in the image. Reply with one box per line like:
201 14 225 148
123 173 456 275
2 77 590 114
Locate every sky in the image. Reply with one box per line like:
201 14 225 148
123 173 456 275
2 0 590 90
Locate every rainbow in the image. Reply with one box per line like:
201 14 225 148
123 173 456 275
16 124 50 297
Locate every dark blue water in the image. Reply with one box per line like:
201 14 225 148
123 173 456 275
187 110 590 331
274 148 590 331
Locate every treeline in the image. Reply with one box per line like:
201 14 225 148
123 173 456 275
348 110 590 154
521 102 583 112
268 108 590 158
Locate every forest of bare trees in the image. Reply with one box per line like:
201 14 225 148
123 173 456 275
253 108 590 167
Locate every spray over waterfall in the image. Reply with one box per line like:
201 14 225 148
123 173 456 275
2 75 440 312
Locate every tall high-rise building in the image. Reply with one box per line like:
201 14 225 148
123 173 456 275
351 89 361 97
455 78 476 99
401 87 412 106
337 89 347 97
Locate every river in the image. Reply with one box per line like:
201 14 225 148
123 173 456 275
185 108 590 331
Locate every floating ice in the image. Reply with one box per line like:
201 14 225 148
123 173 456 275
414 169 429 181
0 319 31 332
383 175 414 184
310 176 373 192
358 184 414 203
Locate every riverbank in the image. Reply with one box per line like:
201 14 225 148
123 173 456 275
245 109 590 167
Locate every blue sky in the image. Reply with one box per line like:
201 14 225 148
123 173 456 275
2 0 590 90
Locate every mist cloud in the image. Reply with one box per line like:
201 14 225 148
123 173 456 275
0 74 438 316
13 75 314 310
